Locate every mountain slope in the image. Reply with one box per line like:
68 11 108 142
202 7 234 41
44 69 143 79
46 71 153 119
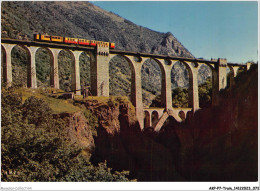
1 1 193 57
1 1 211 107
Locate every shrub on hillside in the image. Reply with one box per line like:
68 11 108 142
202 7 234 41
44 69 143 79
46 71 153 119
1 88 133 181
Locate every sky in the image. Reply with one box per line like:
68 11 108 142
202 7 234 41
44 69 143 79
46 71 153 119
91 1 258 63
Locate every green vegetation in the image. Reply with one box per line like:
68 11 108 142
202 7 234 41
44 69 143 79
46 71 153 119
1 87 133 181
109 56 131 99
150 77 212 108
35 48 51 86
172 87 189 108
198 77 212 108
12 87 81 114
172 77 212 108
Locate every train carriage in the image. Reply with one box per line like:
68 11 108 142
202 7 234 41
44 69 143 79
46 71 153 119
64 37 78 44
90 40 97 46
34 34 51 41
97 41 109 47
33 34 115 49
78 39 90 45
51 36 63 43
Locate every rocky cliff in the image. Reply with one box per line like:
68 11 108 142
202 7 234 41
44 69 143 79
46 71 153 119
81 65 258 181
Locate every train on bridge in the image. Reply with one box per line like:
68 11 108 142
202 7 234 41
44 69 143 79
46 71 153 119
34 34 115 49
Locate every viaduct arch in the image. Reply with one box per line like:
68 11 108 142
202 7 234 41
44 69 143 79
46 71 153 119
1 39 252 131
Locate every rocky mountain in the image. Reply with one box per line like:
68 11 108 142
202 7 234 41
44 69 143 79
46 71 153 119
1 1 193 56
1 1 211 106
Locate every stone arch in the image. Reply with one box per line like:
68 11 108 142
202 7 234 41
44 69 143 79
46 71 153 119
151 110 159 127
186 110 193 122
197 63 213 108
35 47 53 87
108 54 132 99
226 66 232 89
79 51 91 89
1 44 7 54
108 54 144 107
141 58 165 108
227 65 245 88
198 62 215 72
182 61 199 110
198 63 213 83
109 54 136 73
171 60 190 108
144 110 151 128
58 49 75 92
88 51 97 96
178 110 185 121
11 44 31 87
235 65 246 77
171 60 199 111
1 45 7 60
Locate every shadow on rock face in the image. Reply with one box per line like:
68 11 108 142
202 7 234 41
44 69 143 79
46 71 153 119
90 105 184 181
90 65 258 182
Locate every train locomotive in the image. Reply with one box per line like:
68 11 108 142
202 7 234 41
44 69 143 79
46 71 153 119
34 34 115 49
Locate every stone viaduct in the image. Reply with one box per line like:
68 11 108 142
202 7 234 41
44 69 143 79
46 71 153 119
1 38 252 130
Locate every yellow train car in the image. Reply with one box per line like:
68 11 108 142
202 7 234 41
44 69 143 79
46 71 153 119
51 36 63 43
33 34 115 49
33 34 53 42
41 35 51 41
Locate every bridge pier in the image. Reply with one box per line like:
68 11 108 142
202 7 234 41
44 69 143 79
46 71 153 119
49 48 61 89
188 63 199 112
1 43 15 87
228 65 240 88
212 58 227 106
91 44 110 96
26 46 39 88
160 59 174 111
71 51 82 95
182 61 199 112
246 62 253 71
123 55 144 130
131 60 144 122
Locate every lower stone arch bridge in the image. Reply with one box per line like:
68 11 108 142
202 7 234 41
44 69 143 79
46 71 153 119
1 38 253 130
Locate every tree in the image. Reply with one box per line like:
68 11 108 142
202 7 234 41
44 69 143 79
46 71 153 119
172 87 188 108
198 77 212 108
1 88 133 181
